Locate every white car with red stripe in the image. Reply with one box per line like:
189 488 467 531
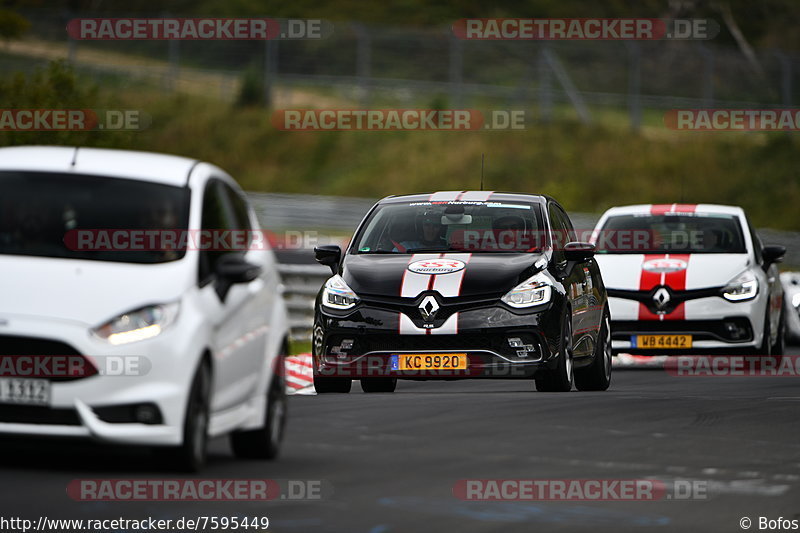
592 203 785 355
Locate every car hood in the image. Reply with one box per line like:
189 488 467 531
342 253 546 299
595 253 752 291
0 255 191 326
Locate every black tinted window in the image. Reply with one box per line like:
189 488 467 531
0 171 189 263
597 214 746 254
548 203 568 262
223 184 252 231
198 180 238 283
352 201 544 254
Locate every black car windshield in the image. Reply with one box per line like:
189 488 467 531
595 213 747 254
353 200 545 254
0 171 190 263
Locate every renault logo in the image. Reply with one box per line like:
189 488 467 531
419 295 440 321
653 287 671 310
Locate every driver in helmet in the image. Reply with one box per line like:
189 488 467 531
393 211 448 252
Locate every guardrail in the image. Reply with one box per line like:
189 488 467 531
278 263 330 341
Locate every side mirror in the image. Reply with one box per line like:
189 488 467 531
315 245 341 274
762 245 786 267
564 241 595 262
215 253 261 301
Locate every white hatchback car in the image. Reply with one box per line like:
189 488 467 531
591 204 785 355
0 146 289 470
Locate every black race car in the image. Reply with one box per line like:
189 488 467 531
312 191 611 393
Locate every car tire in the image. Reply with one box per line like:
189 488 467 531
360 377 397 393
156 360 211 472
535 312 574 392
575 307 612 392
752 309 773 357
771 308 785 357
314 376 352 393
230 353 288 460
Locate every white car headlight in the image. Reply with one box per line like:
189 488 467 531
92 303 180 345
792 292 800 309
502 271 553 308
722 271 758 302
322 275 360 310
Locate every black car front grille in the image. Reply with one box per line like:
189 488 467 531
0 335 95 381
0 405 81 425
0 335 81 357
607 287 724 315
612 318 753 342
328 333 542 358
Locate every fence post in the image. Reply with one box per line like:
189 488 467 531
264 39 278 108
63 10 76 65
167 39 180 92
776 50 792 106
538 44 552 122
543 46 591 124
353 23 371 107
699 43 714 107
449 30 463 108
626 41 642 131
163 12 179 92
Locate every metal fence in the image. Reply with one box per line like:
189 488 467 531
9 10 800 130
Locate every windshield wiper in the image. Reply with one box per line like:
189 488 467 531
357 250 402 254
405 247 453 253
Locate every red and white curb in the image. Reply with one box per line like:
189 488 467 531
613 353 668 368
285 353 316 395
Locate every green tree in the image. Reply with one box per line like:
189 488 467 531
0 8 29 42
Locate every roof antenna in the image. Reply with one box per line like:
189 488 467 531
480 153 485 191
70 147 79 168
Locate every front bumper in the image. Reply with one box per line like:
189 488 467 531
0 313 197 446
313 303 562 379
0 399 181 445
608 294 761 354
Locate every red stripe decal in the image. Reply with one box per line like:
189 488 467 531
651 203 698 215
638 254 664 320
662 253 690 320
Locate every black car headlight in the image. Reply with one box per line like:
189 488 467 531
501 272 553 308
322 275 360 310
